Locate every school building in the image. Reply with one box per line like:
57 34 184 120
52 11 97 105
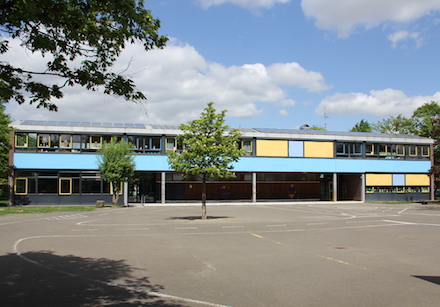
9 120 434 205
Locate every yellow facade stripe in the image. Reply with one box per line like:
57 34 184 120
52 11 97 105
256 140 288 157
304 141 334 158
405 174 430 186
366 174 393 186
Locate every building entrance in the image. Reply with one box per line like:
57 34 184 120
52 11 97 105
128 172 157 203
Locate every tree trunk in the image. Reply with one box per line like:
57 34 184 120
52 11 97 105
201 174 207 219
112 182 119 206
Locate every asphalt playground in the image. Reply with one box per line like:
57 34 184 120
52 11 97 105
0 201 439 307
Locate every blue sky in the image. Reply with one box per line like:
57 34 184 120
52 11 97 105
6 0 440 131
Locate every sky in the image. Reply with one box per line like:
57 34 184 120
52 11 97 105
5 0 440 131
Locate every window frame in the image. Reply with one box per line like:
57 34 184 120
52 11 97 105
14 178 28 195
110 182 123 195
89 135 102 149
59 178 73 195
38 134 51 148
59 134 72 149
15 133 29 148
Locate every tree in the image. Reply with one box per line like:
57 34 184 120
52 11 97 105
167 102 245 219
0 0 167 110
310 125 326 131
372 115 416 135
350 119 372 132
97 139 135 206
412 101 440 138
0 103 11 200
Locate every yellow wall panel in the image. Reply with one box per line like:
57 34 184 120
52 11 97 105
256 140 288 157
405 174 430 186
366 174 393 186
304 141 334 158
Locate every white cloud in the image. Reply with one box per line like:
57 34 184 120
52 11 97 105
301 0 440 37
267 62 332 92
279 109 289 116
388 30 423 48
316 89 440 117
197 0 290 10
5 38 331 125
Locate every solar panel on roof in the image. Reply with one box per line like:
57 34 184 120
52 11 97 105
113 123 124 127
123 123 135 127
134 123 145 128
90 122 102 126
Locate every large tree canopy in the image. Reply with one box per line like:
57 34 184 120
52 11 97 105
0 0 167 110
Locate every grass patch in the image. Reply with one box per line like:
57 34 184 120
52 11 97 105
0 206 96 216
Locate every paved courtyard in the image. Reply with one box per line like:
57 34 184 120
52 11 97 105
0 202 439 306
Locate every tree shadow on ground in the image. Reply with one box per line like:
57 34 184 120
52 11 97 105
0 251 187 306
413 275 440 285
167 216 231 220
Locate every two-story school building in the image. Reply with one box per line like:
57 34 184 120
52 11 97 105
9 120 434 205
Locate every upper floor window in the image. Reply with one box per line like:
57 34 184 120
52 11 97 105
240 139 253 156
38 134 50 148
336 142 362 157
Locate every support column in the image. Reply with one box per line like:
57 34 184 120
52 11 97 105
333 173 338 201
161 172 166 204
252 172 257 203
123 182 128 206
361 173 366 202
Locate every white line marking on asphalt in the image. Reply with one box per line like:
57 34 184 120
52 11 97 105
398 208 408 214
175 227 198 230
221 226 244 229
266 224 287 227
71 229 99 231
124 228 149 231
307 223 327 225
384 220 440 227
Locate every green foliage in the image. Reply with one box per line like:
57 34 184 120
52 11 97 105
350 119 372 132
372 114 416 135
310 125 326 131
412 101 440 138
0 0 168 110
0 104 11 185
97 139 135 205
167 102 245 219
168 102 245 179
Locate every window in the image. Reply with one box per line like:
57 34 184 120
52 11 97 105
336 142 347 156
90 136 102 149
60 135 72 149
15 133 28 148
351 143 362 156
166 138 182 151
81 178 101 193
396 145 405 156
421 146 430 157
336 142 362 157
59 178 72 195
38 178 58 193
409 145 417 156
378 144 389 156
240 140 252 155
110 182 123 195
366 143 374 155
38 134 50 148
14 178 28 195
